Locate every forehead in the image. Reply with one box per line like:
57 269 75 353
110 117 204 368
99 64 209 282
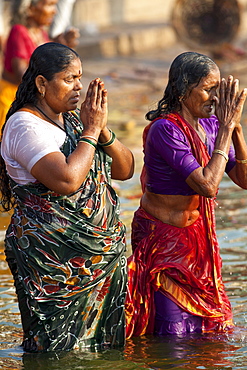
65 57 82 71
53 57 82 77
192 67 220 89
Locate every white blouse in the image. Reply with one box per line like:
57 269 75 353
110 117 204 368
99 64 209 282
1 111 66 184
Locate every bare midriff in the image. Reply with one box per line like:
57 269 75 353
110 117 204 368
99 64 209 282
141 190 200 228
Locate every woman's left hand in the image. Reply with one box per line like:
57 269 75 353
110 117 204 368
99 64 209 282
80 78 108 136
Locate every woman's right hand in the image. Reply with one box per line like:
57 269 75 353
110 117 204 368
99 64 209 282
54 27 80 49
214 75 247 131
80 78 108 137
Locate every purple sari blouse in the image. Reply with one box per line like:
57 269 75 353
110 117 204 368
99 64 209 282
144 115 236 195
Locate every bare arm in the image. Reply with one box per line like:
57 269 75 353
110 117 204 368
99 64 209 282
186 76 247 197
2 57 29 85
226 111 247 188
98 128 134 180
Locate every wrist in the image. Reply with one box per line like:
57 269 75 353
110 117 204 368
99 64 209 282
218 123 234 133
81 129 101 141
233 124 242 134
99 128 111 142
216 125 233 146
98 128 116 147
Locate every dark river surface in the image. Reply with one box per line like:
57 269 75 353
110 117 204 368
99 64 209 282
2 45 247 369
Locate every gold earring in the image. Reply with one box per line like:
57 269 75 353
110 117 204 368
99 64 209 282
40 91 45 98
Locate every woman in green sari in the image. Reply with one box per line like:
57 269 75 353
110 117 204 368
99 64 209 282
0 42 134 352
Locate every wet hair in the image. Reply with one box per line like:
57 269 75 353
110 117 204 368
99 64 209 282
146 51 218 121
11 0 40 25
0 42 80 211
5 42 80 122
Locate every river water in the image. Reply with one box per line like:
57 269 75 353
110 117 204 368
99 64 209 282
1 48 247 369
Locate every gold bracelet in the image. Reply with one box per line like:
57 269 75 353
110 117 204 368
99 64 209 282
236 158 247 164
212 149 228 162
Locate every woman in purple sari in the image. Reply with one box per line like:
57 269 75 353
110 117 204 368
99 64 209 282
0 42 134 352
126 52 247 338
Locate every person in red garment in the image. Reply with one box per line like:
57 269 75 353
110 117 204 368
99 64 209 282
126 51 247 338
0 0 79 129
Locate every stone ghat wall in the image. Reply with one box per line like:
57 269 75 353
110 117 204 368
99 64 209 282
2 0 247 58
72 0 174 29
2 0 247 39
72 0 247 33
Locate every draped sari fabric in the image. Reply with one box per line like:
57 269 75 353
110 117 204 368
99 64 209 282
125 112 233 338
4 111 127 352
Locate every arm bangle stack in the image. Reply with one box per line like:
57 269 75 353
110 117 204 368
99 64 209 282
212 149 228 162
78 137 97 149
98 129 116 147
235 158 247 164
79 135 98 143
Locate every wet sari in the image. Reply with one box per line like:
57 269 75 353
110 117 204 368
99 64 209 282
125 112 233 338
4 111 127 352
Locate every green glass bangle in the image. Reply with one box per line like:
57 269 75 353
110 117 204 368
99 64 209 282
98 129 116 147
78 137 97 149
80 135 98 143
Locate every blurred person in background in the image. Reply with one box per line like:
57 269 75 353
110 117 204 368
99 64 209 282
0 0 79 129
49 0 77 39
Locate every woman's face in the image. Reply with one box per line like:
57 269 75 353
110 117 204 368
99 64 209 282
41 57 83 113
181 66 220 119
30 0 58 27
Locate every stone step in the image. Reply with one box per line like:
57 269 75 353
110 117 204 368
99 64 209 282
76 22 177 59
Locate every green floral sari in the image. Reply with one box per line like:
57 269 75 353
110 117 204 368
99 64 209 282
4 111 127 352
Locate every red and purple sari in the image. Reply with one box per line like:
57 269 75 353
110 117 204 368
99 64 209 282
125 112 233 338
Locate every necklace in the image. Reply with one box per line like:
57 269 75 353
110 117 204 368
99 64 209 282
34 105 66 133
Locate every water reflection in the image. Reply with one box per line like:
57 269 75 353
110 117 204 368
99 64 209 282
125 333 247 369
21 348 150 370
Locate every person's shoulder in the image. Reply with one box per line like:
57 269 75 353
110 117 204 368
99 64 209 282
5 111 37 128
149 117 186 140
6 24 28 45
9 110 37 119
3 112 33 141
151 117 179 129
153 117 185 131
9 24 28 36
